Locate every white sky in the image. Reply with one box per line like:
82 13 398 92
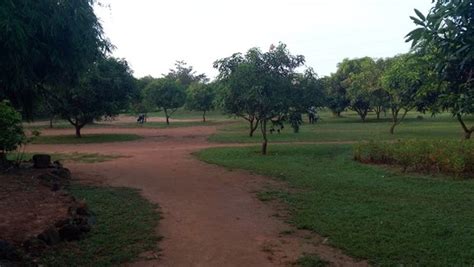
94 0 432 79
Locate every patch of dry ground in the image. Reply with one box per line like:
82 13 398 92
0 169 71 246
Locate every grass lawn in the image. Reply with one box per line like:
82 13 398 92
40 185 161 266
7 152 124 163
115 120 228 129
140 108 230 121
196 144 474 265
209 111 473 143
31 134 142 144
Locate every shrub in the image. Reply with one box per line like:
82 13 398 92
0 101 25 154
354 139 474 178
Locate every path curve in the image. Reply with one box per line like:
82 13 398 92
28 125 367 267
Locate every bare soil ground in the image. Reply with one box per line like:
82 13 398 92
0 169 71 246
27 124 368 266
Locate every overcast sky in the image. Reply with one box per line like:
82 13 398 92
94 0 433 79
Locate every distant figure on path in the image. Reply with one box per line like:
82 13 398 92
137 114 146 124
308 106 318 124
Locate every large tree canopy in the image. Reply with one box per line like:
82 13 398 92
381 54 433 134
0 101 25 161
186 83 216 122
165 61 208 88
406 0 474 138
50 57 136 137
0 0 109 117
215 43 305 154
144 78 186 125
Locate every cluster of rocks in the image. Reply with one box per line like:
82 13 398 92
0 154 94 265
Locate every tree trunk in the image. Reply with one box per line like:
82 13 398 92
49 116 54 128
375 108 381 120
389 123 396 134
249 118 259 137
202 111 206 122
457 114 473 139
261 120 268 155
164 109 170 125
390 108 408 135
390 108 399 135
356 109 368 122
75 125 82 138
0 152 7 169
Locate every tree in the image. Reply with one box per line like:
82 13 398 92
322 75 349 117
166 61 208 88
145 78 186 125
406 0 474 139
51 57 136 137
381 54 426 134
215 43 305 154
0 0 109 117
131 75 156 115
293 68 326 122
215 55 261 137
335 57 379 122
0 101 25 167
186 83 216 122
370 59 392 120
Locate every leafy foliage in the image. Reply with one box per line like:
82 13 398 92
0 0 109 117
165 60 208 88
144 78 186 125
50 57 136 137
406 0 474 138
381 54 430 133
214 43 305 154
354 139 474 178
185 83 216 122
0 101 25 154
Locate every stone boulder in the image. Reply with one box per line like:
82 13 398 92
32 154 51 169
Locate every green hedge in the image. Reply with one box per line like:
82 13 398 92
353 140 474 178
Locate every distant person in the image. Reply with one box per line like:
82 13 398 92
308 106 317 124
137 114 145 124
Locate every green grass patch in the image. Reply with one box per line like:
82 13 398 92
354 139 474 178
296 253 328 267
7 152 124 163
31 134 142 144
196 144 474 265
40 185 161 266
137 108 230 120
209 111 472 143
116 120 227 129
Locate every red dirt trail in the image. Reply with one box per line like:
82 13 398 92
28 125 368 267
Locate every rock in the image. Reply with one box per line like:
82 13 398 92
36 173 60 188
51 182 61 191
22 238 47 257
37 226 61 246
58 224 83 241
0 240 19 261
32 154 51 169
54 218 71 228
52 160 63 168
51 168 71 179
76 201 89 216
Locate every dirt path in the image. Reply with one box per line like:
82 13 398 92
28 126 367 267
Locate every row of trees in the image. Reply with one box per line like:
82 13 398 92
133 61 216 125
323 54 436 134
323 0 473 139
1 0 471 157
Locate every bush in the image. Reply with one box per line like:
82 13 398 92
353 139 474 178
0 101 25 155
